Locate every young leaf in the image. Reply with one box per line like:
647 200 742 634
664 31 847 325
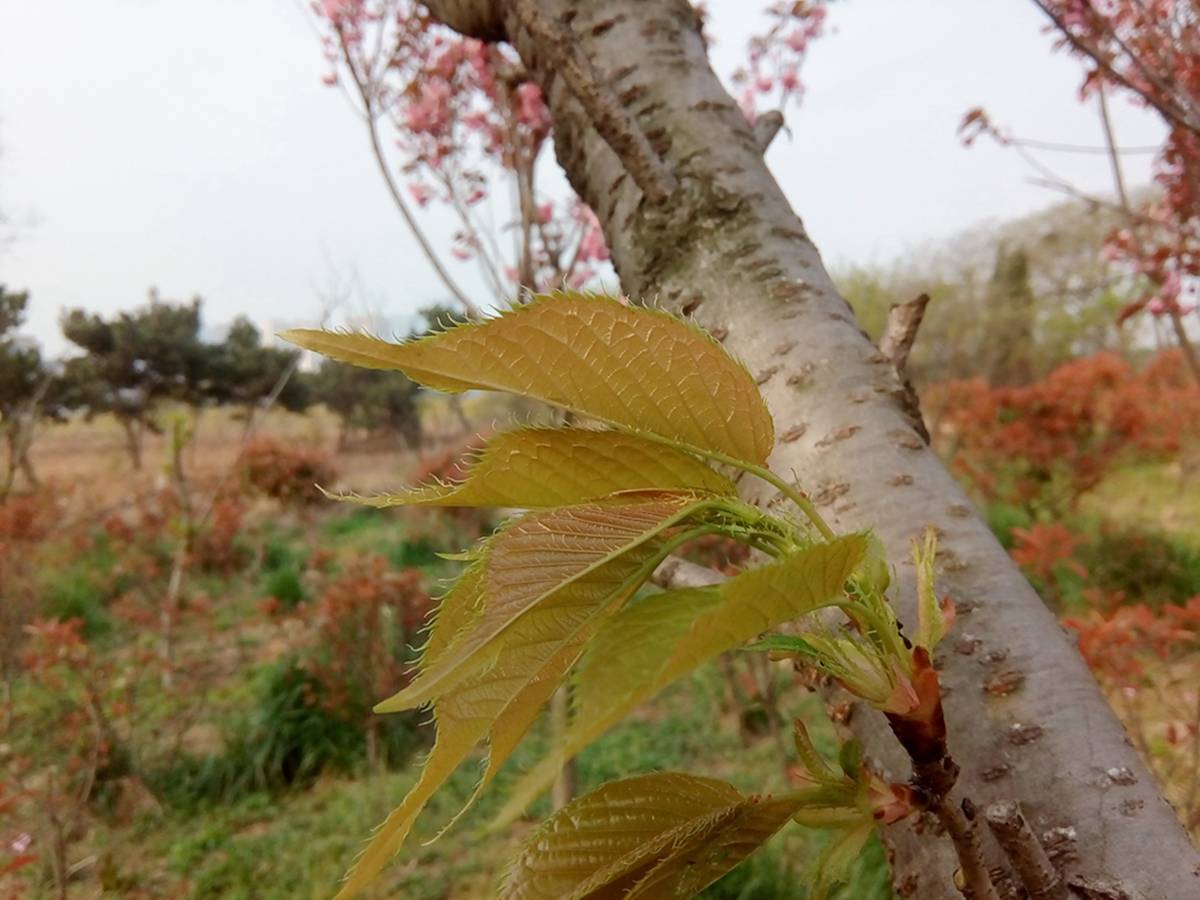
334 539 666 900
377 493 717 712
282 292 775 465
327 428 736 509
914 526 951 651
490 534 868 828
792 719 839 785
809 821 877 900
500 773 801 900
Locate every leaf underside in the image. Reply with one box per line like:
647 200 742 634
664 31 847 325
282 292 775 465
329 428 736 509
379 493 712 712
490 534 868 829
334 496 717 898
501 773 802 900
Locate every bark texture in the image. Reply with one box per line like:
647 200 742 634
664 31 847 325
430 2 1200 897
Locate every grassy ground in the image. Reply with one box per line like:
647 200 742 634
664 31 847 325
4 414 894 899
11 415 1199 898
1081 460 1200 542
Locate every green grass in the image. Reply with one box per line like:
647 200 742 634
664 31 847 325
38 534 128 637
74 664 894 899
1081 461 1200 542
11 498 897 899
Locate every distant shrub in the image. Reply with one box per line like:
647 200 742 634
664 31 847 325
157 656 423 808
388 534 440 568
299 556 431 761
238 437 336 507
155 662 362 804
1076 525 1200 609
928 353 1144 513
191 496 251 573
1065 598 1200 835
262 565 306 609
984 501 1033 549
0 492 55 543
43 568 115 637
261 536 304 573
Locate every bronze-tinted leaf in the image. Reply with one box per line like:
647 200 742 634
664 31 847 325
491 535 867 828
501 773 801 900
378 493 715 712
329 428 734 509
282 293 774 465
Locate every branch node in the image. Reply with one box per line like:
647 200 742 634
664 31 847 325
752 110 785 153
877 292 931 443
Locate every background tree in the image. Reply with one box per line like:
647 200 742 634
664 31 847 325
202 316 311 418
314 2 1200 897
0 286 57 497
59 291 207 469
984 248 1037 386
964 0 1200 384
310 361 424 450
838 197 1135 386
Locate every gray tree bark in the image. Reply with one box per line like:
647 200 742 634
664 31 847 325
428 2 1200 897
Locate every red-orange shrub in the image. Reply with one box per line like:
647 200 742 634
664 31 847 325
299 556 432 723
238 437 337 507
1066 598 1200 834
929 353 1156 510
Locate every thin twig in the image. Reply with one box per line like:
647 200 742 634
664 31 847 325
929 797 1003 900
1029 0 1200 137
985 801 1069 900
509 0 678 205
1098 85 1200 387
335 26 484 320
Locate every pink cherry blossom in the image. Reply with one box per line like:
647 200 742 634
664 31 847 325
407 182 432 208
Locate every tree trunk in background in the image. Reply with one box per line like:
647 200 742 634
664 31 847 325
121 417 144 470
428 3 1200 897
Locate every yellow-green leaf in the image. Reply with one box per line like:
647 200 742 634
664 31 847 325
377 493 715 712
810 820 877 900
329 428 735 509
282 292 774 465
913 526 948 651
334 540 666 899
501 773 800 900
491 534 867 828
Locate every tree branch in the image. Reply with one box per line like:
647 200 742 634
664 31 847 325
985 801 1069 900
508 0 678 205
334 25 484 320
1028 0 1200 138
929 798 1002 900
879 293 929 377
878 293 930 443
752 110 785 153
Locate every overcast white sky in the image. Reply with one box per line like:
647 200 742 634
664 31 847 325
0 0 1165 355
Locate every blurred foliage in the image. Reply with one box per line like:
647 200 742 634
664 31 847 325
837 197 1135 386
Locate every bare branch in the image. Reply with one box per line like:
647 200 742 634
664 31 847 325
985 801 1069 900
509 0 678 205
651 554 723 591
752 110 785 153
879 293 930 377
878 293 931 444
334 26 485 320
